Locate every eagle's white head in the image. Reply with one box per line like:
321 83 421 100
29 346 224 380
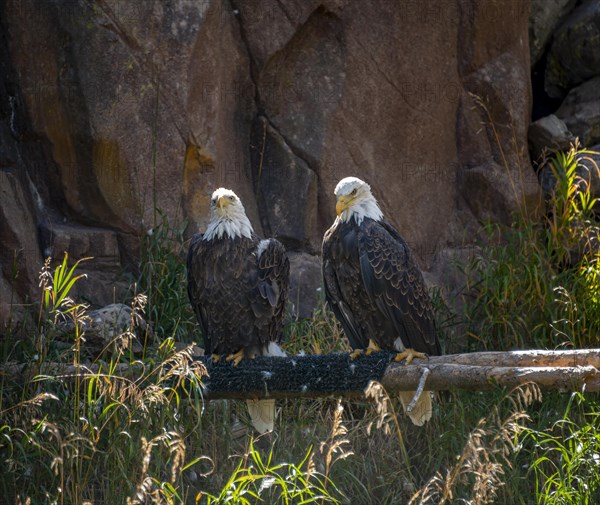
203 188 254 240
334 177 383 225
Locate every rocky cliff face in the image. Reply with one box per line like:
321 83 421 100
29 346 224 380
0 0 542 329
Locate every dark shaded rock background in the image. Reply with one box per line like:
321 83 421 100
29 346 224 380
529 0 600 202
544 1 600 99
529 0 576 67
1 0 563 331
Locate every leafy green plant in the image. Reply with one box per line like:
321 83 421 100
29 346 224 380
36 254 91 363
201 440 341 504
523 392 600 504
38 253 90 322
545 145 598 264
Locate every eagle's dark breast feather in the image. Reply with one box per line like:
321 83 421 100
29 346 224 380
187 233 289 355
323 217 440 355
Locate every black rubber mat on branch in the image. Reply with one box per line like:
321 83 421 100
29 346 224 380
194 351 396 399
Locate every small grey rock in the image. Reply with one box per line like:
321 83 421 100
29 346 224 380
528 114 576 161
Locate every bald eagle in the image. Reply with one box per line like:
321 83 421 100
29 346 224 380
322 177 441 426
187 188 290 433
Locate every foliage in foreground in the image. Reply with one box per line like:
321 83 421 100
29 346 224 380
2 258 206 503
2 144 600 503
524 392 600 504
137 210 197 344
464 145 600 351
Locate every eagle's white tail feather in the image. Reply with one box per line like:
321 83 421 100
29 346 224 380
245 342 285 433
247 399 276 434
399 391 433 426
266 341 287 357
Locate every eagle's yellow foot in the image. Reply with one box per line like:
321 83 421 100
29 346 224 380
365 339 381 356
394 348 428 364
349 349 364 360
211 354 222 363
226 349 245 366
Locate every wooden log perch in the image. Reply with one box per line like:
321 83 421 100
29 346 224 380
195 349 600 399
3 349 599 399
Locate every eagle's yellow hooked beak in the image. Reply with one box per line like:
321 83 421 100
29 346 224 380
217 196 231 210
336 196 350 217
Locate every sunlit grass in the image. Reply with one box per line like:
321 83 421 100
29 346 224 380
523 393 600 504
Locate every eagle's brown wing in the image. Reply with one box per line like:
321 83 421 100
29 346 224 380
357 219 440 355
322 222 369 350
253 238 290 343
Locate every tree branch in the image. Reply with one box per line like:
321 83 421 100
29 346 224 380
4 349 599 399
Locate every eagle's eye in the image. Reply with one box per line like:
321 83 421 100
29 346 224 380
229 195 235 201
350 188 357 196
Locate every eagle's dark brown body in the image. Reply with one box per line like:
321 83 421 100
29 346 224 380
322 216 440 357
187 233 289 356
